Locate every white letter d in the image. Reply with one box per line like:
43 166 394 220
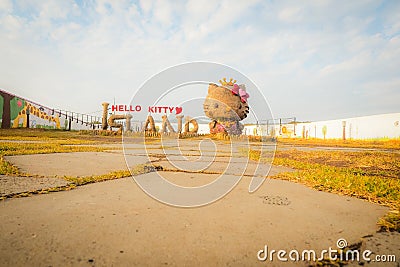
257 245 268 261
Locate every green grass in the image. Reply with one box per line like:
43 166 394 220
243 148 400 232
0 157 20 175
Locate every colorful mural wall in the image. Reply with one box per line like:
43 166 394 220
0 89 100 130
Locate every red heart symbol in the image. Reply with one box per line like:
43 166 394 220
175 107 182 115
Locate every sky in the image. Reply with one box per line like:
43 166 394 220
0 0 399 122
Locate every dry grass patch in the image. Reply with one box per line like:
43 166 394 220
0 128 122 144
277 138 400 150
64 164 155 186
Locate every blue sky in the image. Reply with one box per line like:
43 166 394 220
0 0 399 122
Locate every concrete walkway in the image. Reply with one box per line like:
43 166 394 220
0 175 389 266
0 139 398 266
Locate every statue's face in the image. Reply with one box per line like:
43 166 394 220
203 83 249 121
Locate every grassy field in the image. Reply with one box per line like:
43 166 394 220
0 128 122 143
277 137 400 150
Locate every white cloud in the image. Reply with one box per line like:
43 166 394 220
152 0 173 26
278 6 302 23
0 0 12 12
1 14 22 32
139 0 154 14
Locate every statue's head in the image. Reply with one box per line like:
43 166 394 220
203 82 249 121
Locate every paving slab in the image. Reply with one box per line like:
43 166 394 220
4 152 153 177
0 175 69 197
0 174 390 266
156 158 291 177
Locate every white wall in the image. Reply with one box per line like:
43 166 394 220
244 113 400 139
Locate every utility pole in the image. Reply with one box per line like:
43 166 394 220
26 108 30 128
342 121 346 140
